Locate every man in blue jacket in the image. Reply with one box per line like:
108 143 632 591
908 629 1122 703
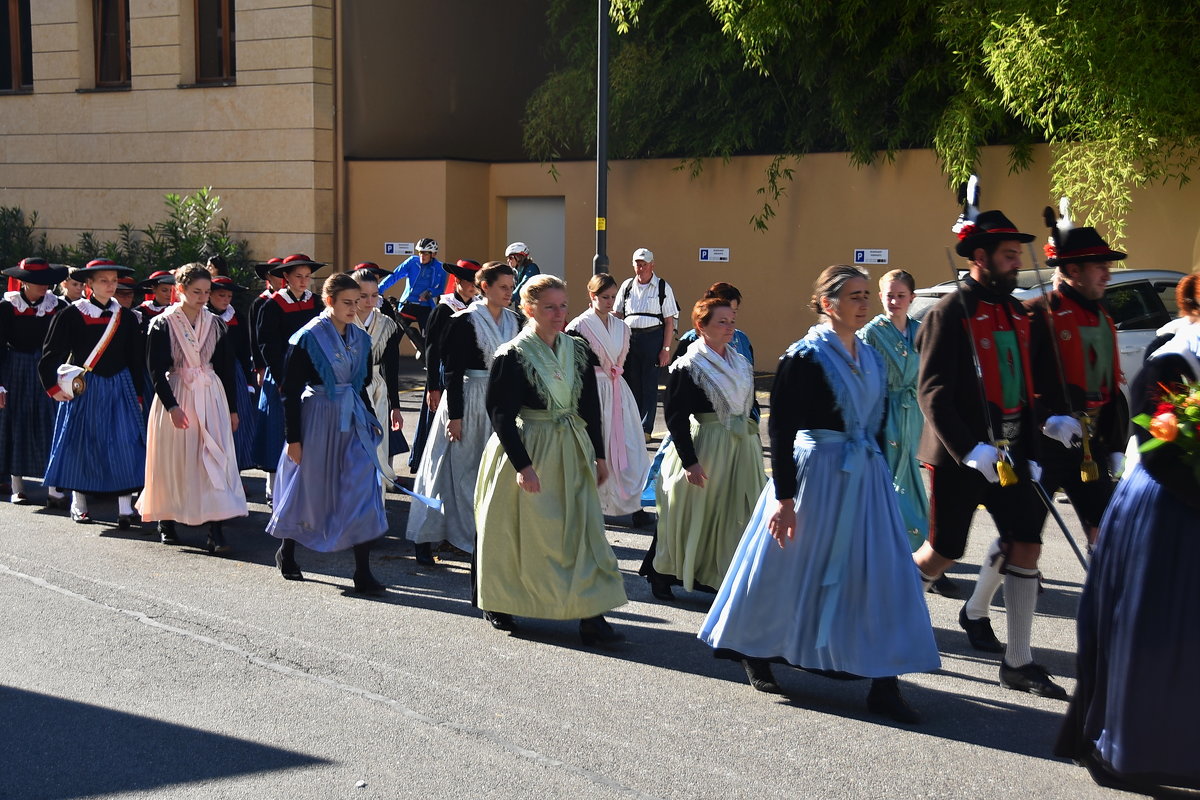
380 237 444 352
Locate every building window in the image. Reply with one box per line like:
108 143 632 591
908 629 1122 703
195 0 235 83
94 0 130 88
0 0 33 91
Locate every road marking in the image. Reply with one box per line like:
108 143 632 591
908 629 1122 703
0 560 662 800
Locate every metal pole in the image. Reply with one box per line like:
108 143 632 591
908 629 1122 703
592 0 610 276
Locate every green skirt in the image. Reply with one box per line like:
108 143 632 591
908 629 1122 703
475 408 628 620
655 413 766 590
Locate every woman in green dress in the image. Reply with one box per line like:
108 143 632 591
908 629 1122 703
474 274 628 645
641 297 765 600
858 269 930 552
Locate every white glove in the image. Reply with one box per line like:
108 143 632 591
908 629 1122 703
964 443 1000 484
1109 452 1126 478
1028 460 1043 483
1042 415 1082 447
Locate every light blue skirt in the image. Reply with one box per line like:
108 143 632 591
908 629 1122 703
44 371 146 494
699 430 940 678
266 386 387 553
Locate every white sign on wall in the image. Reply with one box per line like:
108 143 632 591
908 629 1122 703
699 247 730 262
853 248 889 265
384 242 415 257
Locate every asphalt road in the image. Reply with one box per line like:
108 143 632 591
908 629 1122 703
0 367 1128 800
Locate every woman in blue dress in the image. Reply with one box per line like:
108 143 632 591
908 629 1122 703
267 272 390 596
1056 281 1200 794
858 269 930 553
699 265 940 723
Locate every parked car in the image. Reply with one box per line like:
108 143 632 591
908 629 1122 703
911 269 1188 399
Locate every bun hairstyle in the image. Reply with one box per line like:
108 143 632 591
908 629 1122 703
476 261 514 287
809 265 868 318
175 263 211 288
322 271 359 301
1178 273 1200 316
692 297 733 331
587 272 617 294
520 273 566 308
703 281 742 304
878 269 915 292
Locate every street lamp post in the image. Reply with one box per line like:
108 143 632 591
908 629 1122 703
593 0 610 276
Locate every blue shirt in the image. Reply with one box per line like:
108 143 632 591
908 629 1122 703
379 256 445 306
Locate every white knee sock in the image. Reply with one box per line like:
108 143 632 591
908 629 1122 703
47 486 64 499
265 472 275 496
71 492 88 514
10 475 25 493
118 494 133 516
965 538 1005 620
1003 565 1041 668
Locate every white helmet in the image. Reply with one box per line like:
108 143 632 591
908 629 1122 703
415 237 439 254
505 242 529 258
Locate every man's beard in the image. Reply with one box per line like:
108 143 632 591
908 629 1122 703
981 261 1017 295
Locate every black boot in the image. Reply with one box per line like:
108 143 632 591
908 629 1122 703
158 520 179 544
579 615 625 646
275 539 303 581
351 542 386 595
867 677 921 724
414 541 435 566
742 658 783 694
206 521 231 555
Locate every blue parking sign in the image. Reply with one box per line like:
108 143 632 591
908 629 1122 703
700 249 709 261
385 243 395 255
854 250 865 263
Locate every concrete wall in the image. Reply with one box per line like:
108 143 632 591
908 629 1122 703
0 0 335 260
346 147 1200 369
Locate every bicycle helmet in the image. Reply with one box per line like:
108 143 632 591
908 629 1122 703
415 238 439 254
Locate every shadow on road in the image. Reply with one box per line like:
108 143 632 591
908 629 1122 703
0 685 328 799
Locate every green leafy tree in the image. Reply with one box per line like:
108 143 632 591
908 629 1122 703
529 0 1200 241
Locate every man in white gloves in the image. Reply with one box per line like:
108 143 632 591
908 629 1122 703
1025 203 1130 550
914 183 1067 700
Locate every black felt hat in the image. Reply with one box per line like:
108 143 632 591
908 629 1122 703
2 257 70 285
952 176 1036 257
71 258 135 278
1042 199 1127 267
443 259 481 283
352 262 391 281
255 258 283 279
209 276 248 292
136 269 176 291
268 254 326 277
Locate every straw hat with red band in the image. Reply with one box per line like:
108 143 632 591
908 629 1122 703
255 257 284 279
210 275 248 292
71 258 135 278
1042 198 1127 267
951 175 1036 257
443 259 481 283
136 269 176 291
2 257 70 285
351 262 390 281
268 253 326 277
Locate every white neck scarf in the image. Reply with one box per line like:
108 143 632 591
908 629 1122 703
463 303 518 368
568 308 629 371
215 305 235 323
74 297 119 318
671 338 754 427
5 290 59 317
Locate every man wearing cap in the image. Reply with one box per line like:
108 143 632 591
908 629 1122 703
379 238 444 351
915 183 1068 699
0 258 71 507
504 243 540 311
614 248 679 440
39 259 147 528
409 259 481 473
1025 202 1127 549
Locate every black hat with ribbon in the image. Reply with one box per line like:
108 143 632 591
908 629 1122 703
1042 198 1127 267
136 269 176 291
2 257 70 285
268 253 326 277
255 257 283 279
443 259 481 283
209 275 248 292
952 175 1036 257
351 262 391 281
71 258 135 279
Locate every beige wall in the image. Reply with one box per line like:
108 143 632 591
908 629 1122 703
346 147 1200 369
0 0 335 261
